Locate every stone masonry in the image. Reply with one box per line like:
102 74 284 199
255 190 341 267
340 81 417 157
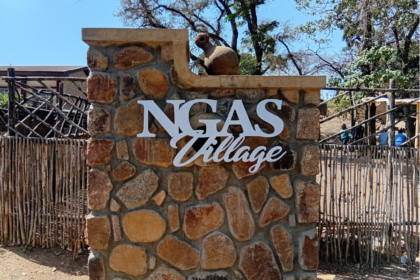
83 28 325 280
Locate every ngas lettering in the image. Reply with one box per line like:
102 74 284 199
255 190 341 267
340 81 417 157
137 99 286 173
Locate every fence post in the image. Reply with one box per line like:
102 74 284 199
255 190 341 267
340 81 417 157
384 80 396 262
349 91 355 127
54 82 64 137
387 79 395 147
416 102 419 150
414 101 420 167
7 68 16 136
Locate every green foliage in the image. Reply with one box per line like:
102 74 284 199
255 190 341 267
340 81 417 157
295 0 419 90
20 245 30 254
329 95 351 114
241 20 278 53
239 53 259 75
328 46 419 89
349 47 419 88
0 94 8 109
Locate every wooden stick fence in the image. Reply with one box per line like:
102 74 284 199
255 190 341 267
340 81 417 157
0 137 88 250
318 144 419 267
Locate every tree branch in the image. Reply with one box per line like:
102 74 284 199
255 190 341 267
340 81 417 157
277 38 303 76
261 64 272 75
313 51 345 79
401 14 419 73
156 4 198 31
239 0 262 74
392 26 402 57
405 15 419 43
214 1 224 34
217 0 239 53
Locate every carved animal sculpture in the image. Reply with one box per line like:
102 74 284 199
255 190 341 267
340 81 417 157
194 33 239 75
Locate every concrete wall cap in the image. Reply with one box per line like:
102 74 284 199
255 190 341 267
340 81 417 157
82 28 326 90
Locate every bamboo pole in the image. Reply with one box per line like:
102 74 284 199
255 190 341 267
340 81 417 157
65 140 70 248
76 140 81 251
2 76 87 82
81 140 87 249
10 137 15 243
61 139 66 248
322 87 420 94
345 145 351 263
58 139 64 248
416 104 419 166
415 148 419 264
330 149 337 262
0 138 4 242
337 147 344 265
321 92 388 124
69 140 75 249
351 146 358 262
357 145 362 263
7 136 11 242
402 148 412 267
27 139 34 246
23 139 29 242
46 139 52 248
319 145 329 259
54 140 59 245
320 96 420 143
397 149 402 262
17 138 25 244
24 138 30 244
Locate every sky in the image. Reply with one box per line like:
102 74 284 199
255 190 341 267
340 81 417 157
0 0 345 67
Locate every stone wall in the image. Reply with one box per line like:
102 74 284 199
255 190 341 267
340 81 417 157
83 28 325 280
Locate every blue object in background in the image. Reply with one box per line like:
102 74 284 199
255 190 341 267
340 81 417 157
395 132 407 147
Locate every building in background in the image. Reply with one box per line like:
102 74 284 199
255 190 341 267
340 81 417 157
0 66 89 99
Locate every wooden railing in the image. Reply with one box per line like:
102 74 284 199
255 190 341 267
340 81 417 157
1 68 89 139
320 83 420 147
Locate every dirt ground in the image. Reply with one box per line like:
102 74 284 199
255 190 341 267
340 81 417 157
0 246 88 280
318 260 420 280
0 245 418 280
321 117 351 140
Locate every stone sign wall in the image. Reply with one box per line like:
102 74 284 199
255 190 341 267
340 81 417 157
83 28 325 280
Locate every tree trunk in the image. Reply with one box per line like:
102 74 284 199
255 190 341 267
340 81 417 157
361 0 373 80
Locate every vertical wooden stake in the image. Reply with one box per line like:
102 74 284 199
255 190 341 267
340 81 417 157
387 80 396 147
7 68 16 137
415 102 419 167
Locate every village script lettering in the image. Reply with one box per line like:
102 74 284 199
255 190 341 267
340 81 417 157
137 99 286 173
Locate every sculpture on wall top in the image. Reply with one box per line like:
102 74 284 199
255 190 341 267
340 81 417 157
194 32 239 75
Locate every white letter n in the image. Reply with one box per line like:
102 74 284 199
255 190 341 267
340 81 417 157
136 100 185 138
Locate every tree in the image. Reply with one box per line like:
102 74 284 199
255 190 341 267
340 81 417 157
292 0 418 140
295 0 419 88
116 0 284 75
